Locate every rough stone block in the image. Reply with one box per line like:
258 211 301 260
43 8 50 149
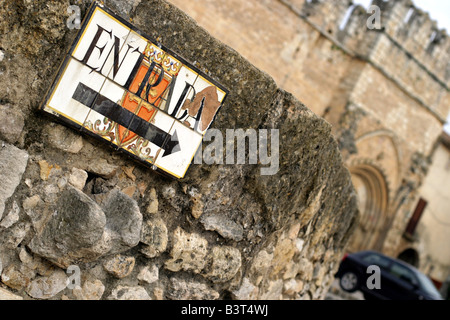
0 105 25 144
103 255 135 279
73 279 105 300
101 189 143 254
205 246 242 283
165 227 209 273
0 287 23 300
26 269 68 300
108 285 151 300
200 214 244 241
167 277 219 300
28 186 108 268
140 218 168 258
44 123 83 154
0 142 28 220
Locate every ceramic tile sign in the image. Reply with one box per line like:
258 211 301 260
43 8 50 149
40 3 228 179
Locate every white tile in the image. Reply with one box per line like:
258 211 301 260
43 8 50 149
151 107 177 132
125 59 174 109
188 75 226 135
161 54 183 77
121 136 161 165
144 66 174 109
45 58 106 126
116 92 144 148
164 65 198 118
107 30 148 87
99 77 126 103
155 121 203 179
146 42 165 65
83 79 127 146
127 142 160 163
194 75 227 104
72 7 130 78
120 107 175 164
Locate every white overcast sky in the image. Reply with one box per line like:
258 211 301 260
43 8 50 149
353 0 450 32
354 0 450 133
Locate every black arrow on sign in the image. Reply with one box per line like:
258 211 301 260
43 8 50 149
72 82 181 157
163 130 181 156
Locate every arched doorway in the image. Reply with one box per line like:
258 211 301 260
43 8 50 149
347 164 389 252
397 248 420 267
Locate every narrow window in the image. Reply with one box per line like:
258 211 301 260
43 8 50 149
405 198 428 236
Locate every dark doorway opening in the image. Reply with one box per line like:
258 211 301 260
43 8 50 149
397 248 420 267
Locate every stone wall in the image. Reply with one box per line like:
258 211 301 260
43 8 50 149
0 0 358 300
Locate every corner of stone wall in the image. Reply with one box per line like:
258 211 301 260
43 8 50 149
0 0 358 300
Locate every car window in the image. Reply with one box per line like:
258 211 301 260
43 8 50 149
389 263 418 285
362 253 391 269
416 272 442 297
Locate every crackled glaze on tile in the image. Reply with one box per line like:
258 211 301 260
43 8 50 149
41 3 228 179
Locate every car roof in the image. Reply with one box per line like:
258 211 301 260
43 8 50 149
352 250 421 273
351 250 442 298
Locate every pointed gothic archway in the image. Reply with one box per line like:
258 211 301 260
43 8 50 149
347 163 389 252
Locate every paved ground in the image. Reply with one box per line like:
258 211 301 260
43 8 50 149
324 279 364 300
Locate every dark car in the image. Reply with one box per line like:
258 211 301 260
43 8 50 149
335 251 443 300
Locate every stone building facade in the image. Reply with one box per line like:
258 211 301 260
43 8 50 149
396 133 450 288
166 0 450 278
